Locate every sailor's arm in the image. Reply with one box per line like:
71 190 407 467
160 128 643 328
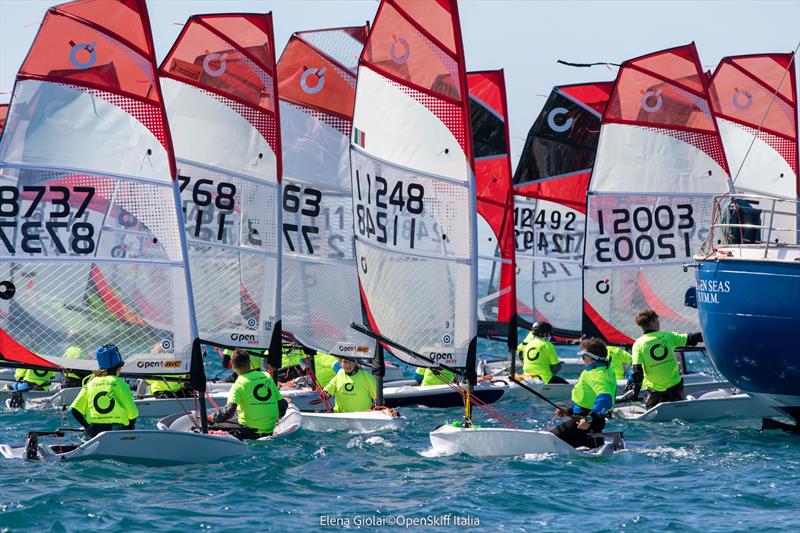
209 402 238 424
70 388 89 428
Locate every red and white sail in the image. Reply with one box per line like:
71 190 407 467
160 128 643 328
468 70 516 339
350 0 477 368
278 25 376 357
0 0 196 373
159 14 282 352
0 104 8 136
583 43 732 343
709 53 798 242
513 82 612 336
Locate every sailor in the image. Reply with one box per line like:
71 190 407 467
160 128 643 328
321 358 377 413
414 366 455 386
550 337 616 448
626 308 703 409
8 366 56 392
70 344 138 439
279 344 307 382
606 344 632 381
518 321 566 384
208 348 288 440
61 345 90 389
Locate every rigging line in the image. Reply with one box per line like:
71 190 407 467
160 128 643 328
557 59 621 68
731 42 800 186
431 371 518 428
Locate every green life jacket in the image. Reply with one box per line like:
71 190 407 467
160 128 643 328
415 367 455 386
313 353 339 389
15 368 55 389
607 345 632 381
323 368 376 413
71 375 138 425
632 331 688 392
227 370 283 433
281 348 305 369
63 345 88 380
521 336 560 382
571 364 617 411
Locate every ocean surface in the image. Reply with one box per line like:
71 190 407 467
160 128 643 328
1 344 798 532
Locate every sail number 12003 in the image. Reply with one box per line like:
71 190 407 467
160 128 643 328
593 204 695 263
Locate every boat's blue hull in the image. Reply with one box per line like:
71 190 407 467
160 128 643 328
695 258 800 421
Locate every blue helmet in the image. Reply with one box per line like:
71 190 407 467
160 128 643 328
96 344 123 370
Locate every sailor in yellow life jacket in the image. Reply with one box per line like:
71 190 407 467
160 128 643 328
606 345 632 381
208 348 289 440
312 352 340 390
517 321 567 384
321 358 377 413
550 337 616 449
221 347 264 383
145 343 191 398
70 344 138 439
5 365 58 408
624 308 703 409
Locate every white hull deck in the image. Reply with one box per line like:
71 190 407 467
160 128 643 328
301 410 406 432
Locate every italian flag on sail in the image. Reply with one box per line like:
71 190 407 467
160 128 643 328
353 127 366 148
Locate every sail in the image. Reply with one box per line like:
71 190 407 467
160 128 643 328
277 26 377 358
0 0 195 374
513 82 612 335
467 70 515 338
583 43 732 343
159 14 282 353
350 0 477 369
709 53 798 242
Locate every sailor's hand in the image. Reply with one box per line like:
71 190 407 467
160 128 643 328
206 414 215 424
556 408 568 417
577 418 591 430
478 374 492 382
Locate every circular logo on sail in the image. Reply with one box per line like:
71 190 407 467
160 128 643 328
442 334 452 344
247 318 257 328
547 107 573 133
93 391 115 414
161 339 172 352
203 53 228 77
650 343 669 361
595 279 610 294
640 90 663 113
360 257 368 274
69 41 97 69
390 36 411 65
344 383 355 392
732 89 752 110
544 292 555 303
0 281 16 300
253 383 272 402
300 67 327 94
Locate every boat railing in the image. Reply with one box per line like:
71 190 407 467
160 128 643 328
704 193 800 258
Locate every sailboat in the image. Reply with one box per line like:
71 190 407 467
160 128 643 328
0 0 251 463
694 52 800 427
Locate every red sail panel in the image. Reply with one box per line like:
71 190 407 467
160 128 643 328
603 44 729 174
469 70 516 331
0 104 7 137
278 33 358 119
160 14 278 152
710 53 798 175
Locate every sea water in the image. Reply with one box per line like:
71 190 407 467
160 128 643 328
0 344 797 532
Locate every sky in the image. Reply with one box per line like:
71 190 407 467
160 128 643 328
1 0 798 168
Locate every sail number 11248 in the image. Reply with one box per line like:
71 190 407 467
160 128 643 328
354 170 425 249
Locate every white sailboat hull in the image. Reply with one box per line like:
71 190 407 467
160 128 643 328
428 424 620 458
157 404 303 440
0 430 248 465
301 410 406 432
613 391 783 422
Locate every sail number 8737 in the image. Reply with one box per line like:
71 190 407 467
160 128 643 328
594 204 695 262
